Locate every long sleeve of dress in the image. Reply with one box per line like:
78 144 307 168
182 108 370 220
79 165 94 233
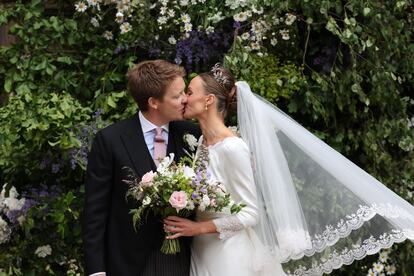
212 139 259 239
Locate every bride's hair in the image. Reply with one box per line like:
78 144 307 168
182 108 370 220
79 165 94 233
198 63 236 117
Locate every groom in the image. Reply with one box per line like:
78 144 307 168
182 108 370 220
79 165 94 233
83 60 200 276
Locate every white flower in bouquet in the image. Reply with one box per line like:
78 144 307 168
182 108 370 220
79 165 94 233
180 0 189 6
35 245 52 258
157 154 175 174
184 134 198 151
202 194 210 206
183 166 196 179
142 196 152 206
0 217 11 244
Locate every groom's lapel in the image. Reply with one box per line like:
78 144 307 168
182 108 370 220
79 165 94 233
167 121 184 163
120 113 156 177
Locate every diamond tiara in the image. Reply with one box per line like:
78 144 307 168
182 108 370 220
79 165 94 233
211 63 229 86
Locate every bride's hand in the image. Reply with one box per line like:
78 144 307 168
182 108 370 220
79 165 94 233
163 216 216 239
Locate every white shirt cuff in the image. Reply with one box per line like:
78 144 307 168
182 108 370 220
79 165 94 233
89 273 106 276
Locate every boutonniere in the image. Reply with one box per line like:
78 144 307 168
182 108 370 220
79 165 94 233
183 133 198 152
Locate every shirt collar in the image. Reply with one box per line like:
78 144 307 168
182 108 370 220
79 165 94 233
138 111 169 133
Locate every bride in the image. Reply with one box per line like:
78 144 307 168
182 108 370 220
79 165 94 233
164 64 414 275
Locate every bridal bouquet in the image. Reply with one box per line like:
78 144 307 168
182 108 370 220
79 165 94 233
125 153 244 254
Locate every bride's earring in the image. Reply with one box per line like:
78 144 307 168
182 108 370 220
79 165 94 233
205 103 208 111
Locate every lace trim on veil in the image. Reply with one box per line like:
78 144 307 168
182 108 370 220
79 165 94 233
280 203 414 275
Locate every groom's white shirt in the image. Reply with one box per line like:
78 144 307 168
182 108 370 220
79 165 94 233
139 111 169 157
88 112 169 276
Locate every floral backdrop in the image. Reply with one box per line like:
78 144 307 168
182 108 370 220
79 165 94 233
0 0 413 275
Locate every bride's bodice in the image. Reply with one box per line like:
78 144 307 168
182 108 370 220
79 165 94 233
195 136 259 239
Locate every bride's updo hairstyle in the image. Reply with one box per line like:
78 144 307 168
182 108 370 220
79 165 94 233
198 63 237 117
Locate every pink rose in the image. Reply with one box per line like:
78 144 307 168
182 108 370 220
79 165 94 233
169 191 188 212
141 171 156 187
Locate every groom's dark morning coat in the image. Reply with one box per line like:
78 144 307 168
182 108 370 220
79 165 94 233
83 113 200 276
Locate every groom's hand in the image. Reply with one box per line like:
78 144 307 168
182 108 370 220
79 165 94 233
164 216 216 239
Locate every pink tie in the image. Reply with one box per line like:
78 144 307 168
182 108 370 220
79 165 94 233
153 127 166 166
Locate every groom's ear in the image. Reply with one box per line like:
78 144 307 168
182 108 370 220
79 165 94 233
148 97 159 110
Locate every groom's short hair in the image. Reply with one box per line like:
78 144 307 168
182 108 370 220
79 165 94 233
128 60 186 111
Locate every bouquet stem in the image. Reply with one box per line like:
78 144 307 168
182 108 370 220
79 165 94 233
161 233 180 254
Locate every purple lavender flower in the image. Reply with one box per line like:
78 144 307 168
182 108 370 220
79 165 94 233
233 21 241 29
39 157 51 169
51 163 60 174
94 108 103 117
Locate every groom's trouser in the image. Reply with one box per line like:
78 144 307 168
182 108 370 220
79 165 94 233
140 238 191 276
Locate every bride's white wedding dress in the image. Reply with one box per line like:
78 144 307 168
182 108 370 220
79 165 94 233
190 136 286 276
